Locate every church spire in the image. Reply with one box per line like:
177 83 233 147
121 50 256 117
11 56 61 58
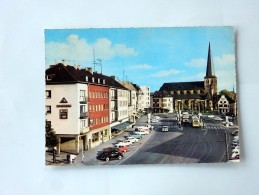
205 42 215 77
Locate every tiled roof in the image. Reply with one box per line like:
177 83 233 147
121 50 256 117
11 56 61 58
45 63 128 90
159 81 204 91
118 81 137 91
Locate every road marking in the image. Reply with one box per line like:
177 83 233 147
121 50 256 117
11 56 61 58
116 130 155 165
203 129 207 135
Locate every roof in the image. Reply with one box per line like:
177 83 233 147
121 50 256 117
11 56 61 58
45 63 128 90
159 81 204 91
153 90 171 97
205 43 216 78
118 81 137 91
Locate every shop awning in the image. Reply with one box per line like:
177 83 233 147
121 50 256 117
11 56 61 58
111 121 134 131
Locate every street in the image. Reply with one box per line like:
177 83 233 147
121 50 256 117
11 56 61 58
120 115 234 165
46 113 237 165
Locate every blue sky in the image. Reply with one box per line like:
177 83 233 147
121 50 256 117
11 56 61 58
45 27 236 92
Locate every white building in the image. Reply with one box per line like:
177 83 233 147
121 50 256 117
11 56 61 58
218 95 230 115
46 83 89 154
140 86 151 112
152 91 173 113
119 81 138 122
117 88 129 122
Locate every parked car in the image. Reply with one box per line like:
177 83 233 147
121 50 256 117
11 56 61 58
104 146 128 153
131 134 143 139
126 136 139 143
233 135 239 141
231 140 240 148
231 130 239 136
162 126 169 132
228 122 234 126
214 117 223 121
229 154 240 162
115 140 132 147
97 151 123 161
133 130 149 135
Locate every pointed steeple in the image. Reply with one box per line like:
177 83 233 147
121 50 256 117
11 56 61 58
205 43 215 77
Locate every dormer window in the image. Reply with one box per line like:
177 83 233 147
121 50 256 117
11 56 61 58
46 75 52 81
85 76 88 82
103 79 105 84
98 78 100 83
92 77 95 82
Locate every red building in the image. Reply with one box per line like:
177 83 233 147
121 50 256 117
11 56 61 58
88 77 110 148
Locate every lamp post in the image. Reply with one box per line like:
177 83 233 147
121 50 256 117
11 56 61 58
177 100 181 121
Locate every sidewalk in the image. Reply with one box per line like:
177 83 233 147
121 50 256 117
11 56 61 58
45 128 136 166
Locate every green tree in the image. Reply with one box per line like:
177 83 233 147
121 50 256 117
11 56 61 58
219 89 236 101
45 120 57 163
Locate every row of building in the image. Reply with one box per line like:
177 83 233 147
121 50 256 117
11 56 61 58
45 61 150 154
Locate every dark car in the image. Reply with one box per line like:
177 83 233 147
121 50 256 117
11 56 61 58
97 151 123 161
104 146 128 153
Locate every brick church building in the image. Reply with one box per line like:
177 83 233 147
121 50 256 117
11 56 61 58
152 43 218 113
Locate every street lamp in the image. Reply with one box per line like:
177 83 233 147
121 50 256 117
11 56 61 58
177 100 181 121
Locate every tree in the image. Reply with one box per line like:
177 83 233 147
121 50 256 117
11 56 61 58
219 89 236 101
45 120 58 163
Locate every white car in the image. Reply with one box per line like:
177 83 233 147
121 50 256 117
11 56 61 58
133 130 149 135
228 122 234 126
233 135 239 141
126 136 139 143
115 140 132 147
162 126 169 132
231 150 240 158
214 117 223 121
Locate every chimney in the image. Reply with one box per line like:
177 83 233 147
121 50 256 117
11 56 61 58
111 75 115 80
62 60 67 66
74 64 81 70
87 67 93 74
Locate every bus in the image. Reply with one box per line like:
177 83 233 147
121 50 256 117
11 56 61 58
192 116 200 127
182 111 190 123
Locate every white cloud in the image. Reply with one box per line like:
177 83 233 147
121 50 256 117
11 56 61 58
151 69 181 77
185 54 235 68
45 34 137 66
214 54 235 66
129 64 152 69
185 58 207 67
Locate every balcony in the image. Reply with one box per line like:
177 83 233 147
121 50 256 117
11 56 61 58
111 95 118 100
111 106 118 111
80 112 88 119
80 127 90 134
79 97 88 104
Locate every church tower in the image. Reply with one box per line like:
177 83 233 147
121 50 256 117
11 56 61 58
204 43 217 96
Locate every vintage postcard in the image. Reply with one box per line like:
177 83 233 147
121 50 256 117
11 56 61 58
45 27 239 165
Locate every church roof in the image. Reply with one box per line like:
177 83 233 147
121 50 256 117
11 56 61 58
205 42 216 78
159 81 204 91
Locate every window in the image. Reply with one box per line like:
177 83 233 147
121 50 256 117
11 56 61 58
46 121 51 126
85 76 88 81
80 90 86 97
92 132 99 142
46 90 51 98
104 129 108 137
80 120 86 128
46 75 52 81
60 109 68 119
46 106 51 114
80 105 86 113
92 77 95 82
